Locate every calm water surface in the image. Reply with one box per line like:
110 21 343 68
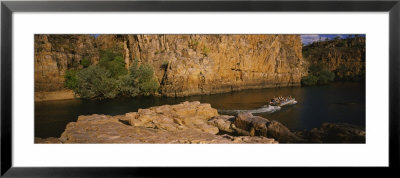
35 82 365 138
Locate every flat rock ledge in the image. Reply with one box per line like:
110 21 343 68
36 101 278 144
35 101 365 144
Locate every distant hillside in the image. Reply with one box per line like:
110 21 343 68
302 35 365 81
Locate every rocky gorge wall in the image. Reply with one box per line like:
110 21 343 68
302 36 365 79
126 35 307 96
35 34 307 99
35 35 99 91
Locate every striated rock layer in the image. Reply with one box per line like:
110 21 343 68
34 34 307 98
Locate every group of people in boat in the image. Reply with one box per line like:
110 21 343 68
269 96 294 105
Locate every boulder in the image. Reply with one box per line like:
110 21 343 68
233 112 269 137
42 102 310 144
54 103 365 144
232 112 302 143
56 106 277 144
208 115 235 133
297 123 365 143
117 101 220 134
266 120 303 143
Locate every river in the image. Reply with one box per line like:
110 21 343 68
35 82 365 138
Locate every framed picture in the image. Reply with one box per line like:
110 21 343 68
1 0 399 176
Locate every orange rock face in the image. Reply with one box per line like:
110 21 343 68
34 34 307 97
123 34 307 96
34 35 99 92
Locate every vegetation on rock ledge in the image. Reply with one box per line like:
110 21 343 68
302 35 365 83
301 35 365 86
301 62 335 86
64 47 159 99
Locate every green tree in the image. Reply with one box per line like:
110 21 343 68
301 75 318 86
80 58 90 68
98 47 127 78
128 59 160 96
309 62 324 75
64 69 79 89
74 65 118 99
65 48 160 99
117 74 140 97
301 62 335 86
318 69 335 84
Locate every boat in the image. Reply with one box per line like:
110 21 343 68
268 96 297 107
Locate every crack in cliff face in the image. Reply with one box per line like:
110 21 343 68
160 60 171 85
123 39 130 69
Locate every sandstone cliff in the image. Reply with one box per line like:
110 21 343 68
34 34 307 98
125 34 306 96
302 36 365 80
34 34 99 92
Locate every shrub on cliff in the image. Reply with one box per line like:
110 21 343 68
64 46 159 99
119 60 160 96
301 62 335 86
66 61 159 99
302 35 365 82
318 69 335 84
98 49 127 78
117 74 140 97
189 39 199 49
201 46 210 56
64 69 79 90
334 64 365 82
80 58 90 68
301 75 318 86
74 65 118 99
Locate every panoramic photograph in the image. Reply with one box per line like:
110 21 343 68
34 34 366 144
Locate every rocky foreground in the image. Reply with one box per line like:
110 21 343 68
35 101 365 144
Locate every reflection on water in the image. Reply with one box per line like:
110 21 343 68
35 82 365 138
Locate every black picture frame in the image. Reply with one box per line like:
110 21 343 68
1 0 399 177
